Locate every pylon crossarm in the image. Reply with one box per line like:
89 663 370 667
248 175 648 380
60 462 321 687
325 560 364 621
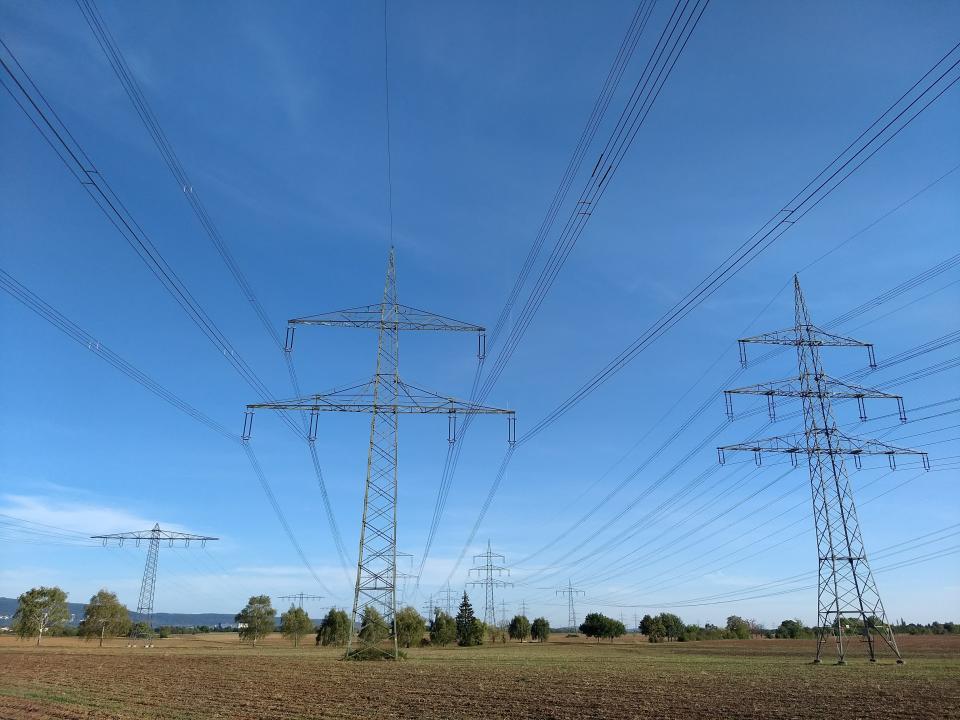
724 374 905 420
288 303 484 332
717 432 929 469
91 529 217 543
247 379 514 415
739 325 875 367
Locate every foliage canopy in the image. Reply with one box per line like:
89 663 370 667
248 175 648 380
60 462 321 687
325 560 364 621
395 606 426 648
79 589 131 646
316 608 351 647
13 586 70 645
280 605 313 647
531 617 551 642
508 615 531 642
235 595 275 647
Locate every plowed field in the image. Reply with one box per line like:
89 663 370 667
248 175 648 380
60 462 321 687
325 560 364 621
1 634 958 719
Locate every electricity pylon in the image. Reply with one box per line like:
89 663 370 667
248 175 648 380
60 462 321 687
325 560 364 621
278 592 324 609
718 276 929 664
244 248 515 660
557 579 585 631
421 594 436 619
467 540 512 627
91 523 217 635
438 583 458 616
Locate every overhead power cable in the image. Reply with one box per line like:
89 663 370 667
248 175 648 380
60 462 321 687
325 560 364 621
0 266 332 595
532 345 960 587
603 525 960 609
514 165 959 571
456 252 960 584
444 43 960 581
421 0 707 579
417 0 660 582
0 34 350 574
519 41 960 445
70 1 349 573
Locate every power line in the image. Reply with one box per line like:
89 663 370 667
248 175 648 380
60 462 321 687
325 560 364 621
0 266 332 595
533 346 959 588
445 38 960 577
519 42 960 446
417 0 660 580
70 0 349 574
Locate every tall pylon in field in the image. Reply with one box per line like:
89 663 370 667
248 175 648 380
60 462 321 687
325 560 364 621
92 524 217 635
245 249 515 659
719 276 929 664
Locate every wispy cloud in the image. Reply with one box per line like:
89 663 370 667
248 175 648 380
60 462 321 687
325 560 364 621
0 493 173 536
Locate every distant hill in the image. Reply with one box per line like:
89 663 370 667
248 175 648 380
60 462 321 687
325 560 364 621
0 597 239 628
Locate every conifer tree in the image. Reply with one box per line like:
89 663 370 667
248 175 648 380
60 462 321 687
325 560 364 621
455 592 483 646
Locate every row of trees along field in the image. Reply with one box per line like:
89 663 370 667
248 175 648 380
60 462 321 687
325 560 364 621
311 593 551 649
8 586 959 647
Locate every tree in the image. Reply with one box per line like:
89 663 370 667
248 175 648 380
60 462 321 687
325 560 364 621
13 587 70 646
725 615 750 640
647 618 667 643
236 595 275 647
603 617 627 642
316 608 351 647
280 605 313 647
775 618 810 639
395 606 426 648
639 614 655 636
78 589 131 647
579 613 604 642
508 615 531 642
358 605 389 644
531 617 551 642
455 592 484 646
429 609 457 647
659 613 685 641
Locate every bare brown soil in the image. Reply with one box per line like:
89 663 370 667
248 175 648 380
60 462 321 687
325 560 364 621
1 634 957 719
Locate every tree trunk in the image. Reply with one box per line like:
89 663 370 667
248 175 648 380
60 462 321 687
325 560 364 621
100 626 105 648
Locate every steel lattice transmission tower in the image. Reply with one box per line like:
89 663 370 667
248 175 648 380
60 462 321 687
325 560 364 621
244 248 515 660
91 524 217 635
557 579 584 631
467 540 512 627
718 276 929 664
438 583 458 616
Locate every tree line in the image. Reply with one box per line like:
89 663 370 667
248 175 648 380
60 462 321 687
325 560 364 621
312 592 551 650
10 585 957 649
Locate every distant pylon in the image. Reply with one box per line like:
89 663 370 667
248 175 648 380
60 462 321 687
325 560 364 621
467 540 512 627
438 584 457 616
245 248 515 660
556 580 584 631
421 594 435 619
92 524 217 635
498 599 509 627
719 276 929 664
278 592 324 610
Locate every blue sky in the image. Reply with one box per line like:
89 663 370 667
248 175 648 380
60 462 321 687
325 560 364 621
1 0 958 630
